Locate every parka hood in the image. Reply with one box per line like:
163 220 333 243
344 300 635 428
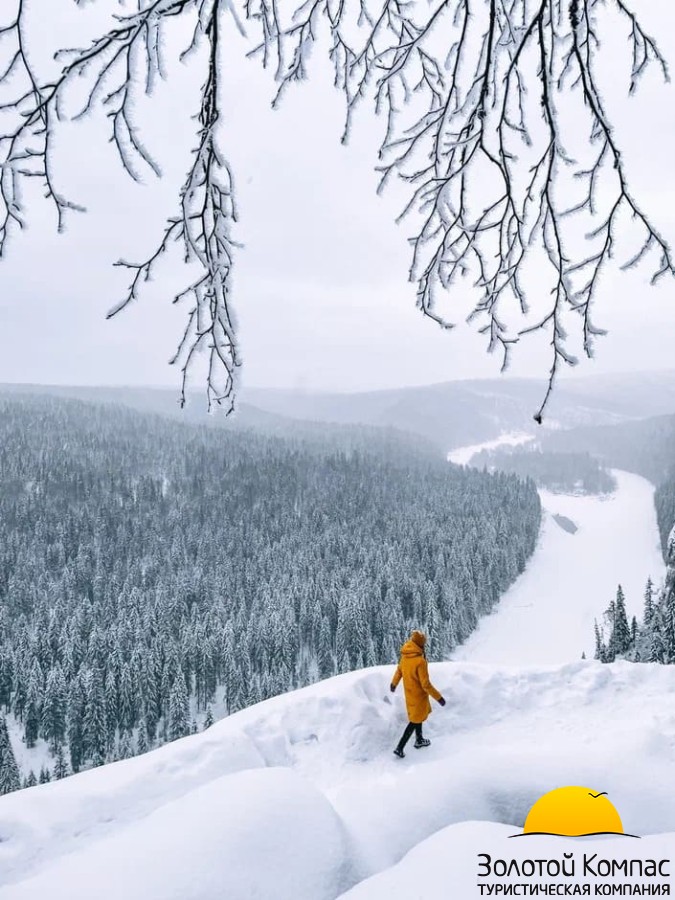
400 639 424 658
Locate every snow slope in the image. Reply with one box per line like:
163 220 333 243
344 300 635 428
2 661 675 899
453 469 666 664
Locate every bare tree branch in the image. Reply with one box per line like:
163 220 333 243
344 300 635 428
111 3 241 410
246 0 672 420
0 0 672 418
1 0 241 410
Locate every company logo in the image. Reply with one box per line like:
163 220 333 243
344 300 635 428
511 786 638 838
476 787 670 896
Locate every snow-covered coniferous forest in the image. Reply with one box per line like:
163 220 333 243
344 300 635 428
0 393 540 783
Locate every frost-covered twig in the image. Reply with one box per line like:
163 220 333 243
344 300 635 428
247 0 672 420
0 0 671 417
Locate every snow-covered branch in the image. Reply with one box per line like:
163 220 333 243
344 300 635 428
249 0 672 419
1 0 240 410
0 0 671 417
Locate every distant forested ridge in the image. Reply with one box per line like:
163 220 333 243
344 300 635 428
543 416 675 486
470 447 616 495
0 395 540 788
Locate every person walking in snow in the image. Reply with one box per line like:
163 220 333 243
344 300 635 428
390 630 445 758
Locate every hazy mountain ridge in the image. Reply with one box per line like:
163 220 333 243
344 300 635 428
0 385 439 461
542 414 675 484
5 371 675 453
247 372 675 448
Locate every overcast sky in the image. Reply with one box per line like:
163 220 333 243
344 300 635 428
1 0 674 394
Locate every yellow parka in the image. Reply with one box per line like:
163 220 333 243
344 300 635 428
391 631 442 724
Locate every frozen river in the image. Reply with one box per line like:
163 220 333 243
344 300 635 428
448 439 665 664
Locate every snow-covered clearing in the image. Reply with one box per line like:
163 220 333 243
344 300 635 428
453 469 666 664
1 662 675 898
6 723 53 782
447 431 534 465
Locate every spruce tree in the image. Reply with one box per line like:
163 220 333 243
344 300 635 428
318 617 333 678
0 651 13 710
119 664 135 735
593 621 606 663
143 663 160 738
168 671 190 741
0 715 20 795
611 586 631 657
54 744 69 780
118 732 133 760
662 581 675 663
643 578 655 628
24 678 42 749
104 669 119 752
136 719 149 755
365 637 378 669
67 678 86 774
144 706 158 746
338 649 351 675
649 611 667 664
602 600 616 661
83 669 107 764
42 666 67 751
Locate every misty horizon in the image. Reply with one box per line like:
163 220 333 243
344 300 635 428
2 365 675 397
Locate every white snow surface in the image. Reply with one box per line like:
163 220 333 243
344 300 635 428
2 661 675 899
339 822 675 899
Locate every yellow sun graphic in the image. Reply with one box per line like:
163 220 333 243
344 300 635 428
521 786 625 837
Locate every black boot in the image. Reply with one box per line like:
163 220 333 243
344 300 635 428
393 722 416 758
413 724 430 749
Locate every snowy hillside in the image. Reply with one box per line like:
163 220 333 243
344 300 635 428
2 660 675 898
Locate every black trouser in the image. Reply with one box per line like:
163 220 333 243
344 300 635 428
396 721 423 751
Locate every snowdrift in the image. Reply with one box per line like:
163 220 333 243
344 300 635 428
1 660 675 898
340 823 675 899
